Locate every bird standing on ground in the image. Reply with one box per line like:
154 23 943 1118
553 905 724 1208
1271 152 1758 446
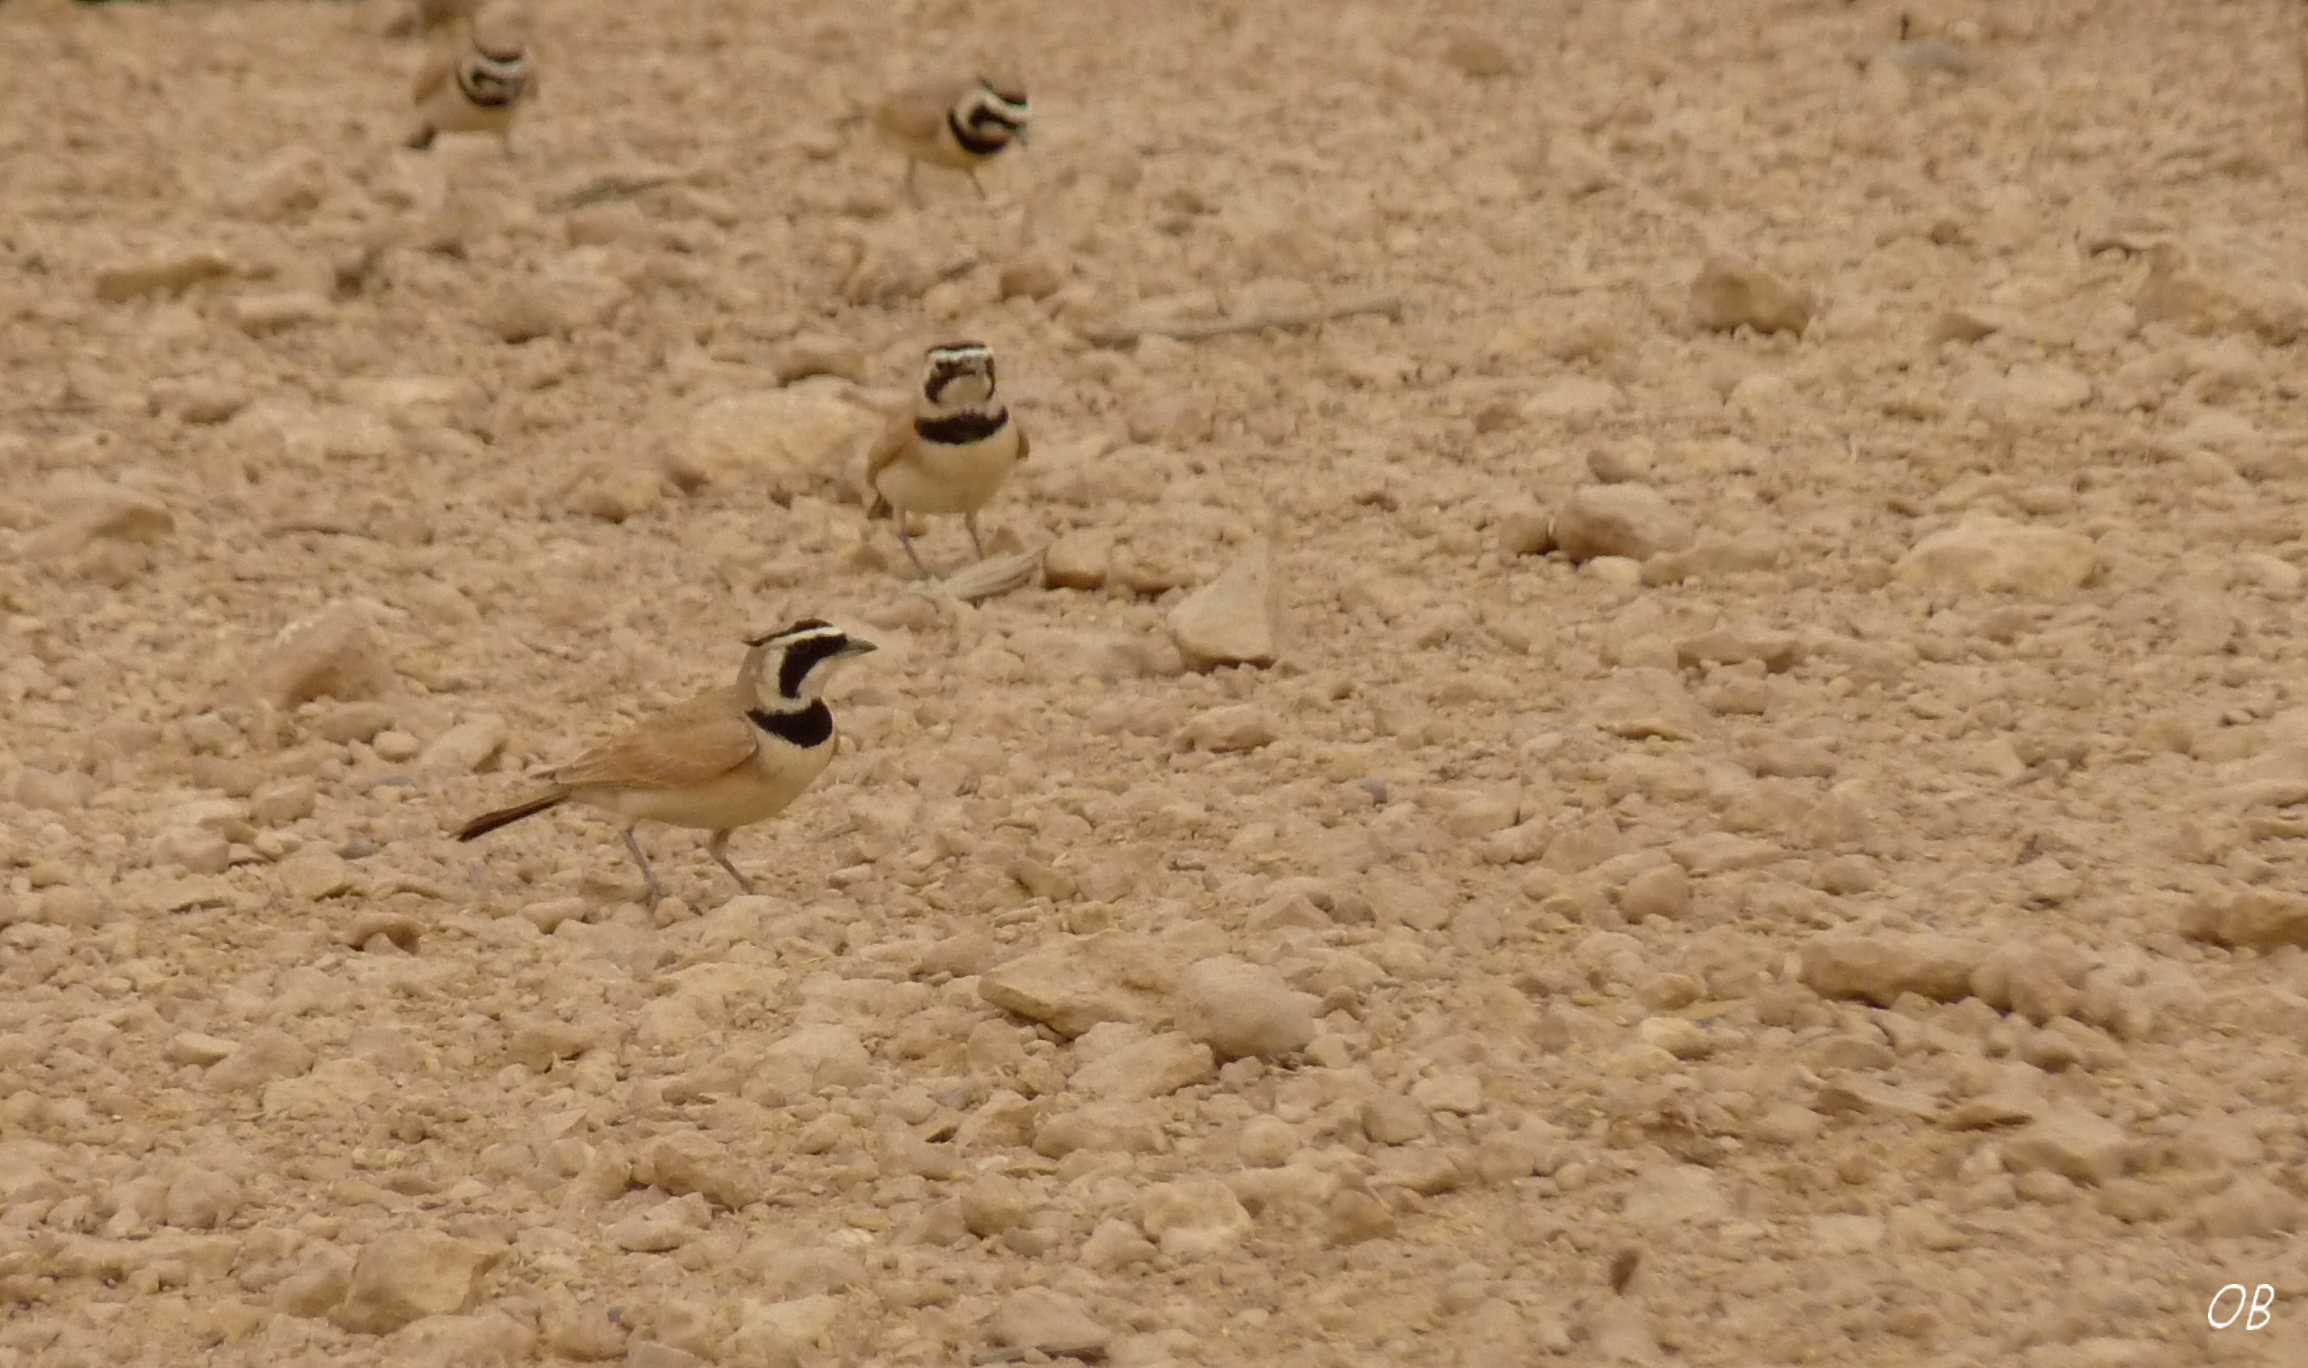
407 8 535 154
872 73 1030 201
455 621 876 904
863 342 1030 578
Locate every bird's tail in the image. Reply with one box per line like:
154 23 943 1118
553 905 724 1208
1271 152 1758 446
456 792 564 841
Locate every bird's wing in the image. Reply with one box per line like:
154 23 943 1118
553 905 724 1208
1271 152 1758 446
410 47 454 105
861 411 912 496
548 689 757 791
873 79 957 143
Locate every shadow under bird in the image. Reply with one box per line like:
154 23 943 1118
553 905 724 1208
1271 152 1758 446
863 341 1030 578
454 620 875 904
872 72 1030 201
407 10 536 153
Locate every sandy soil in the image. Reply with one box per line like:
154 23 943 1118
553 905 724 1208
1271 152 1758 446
4 0 2308 1364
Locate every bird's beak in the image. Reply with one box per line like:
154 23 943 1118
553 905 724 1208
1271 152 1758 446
841 638 878 657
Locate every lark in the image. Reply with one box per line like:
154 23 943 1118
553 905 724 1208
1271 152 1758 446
455 620 875 904
872 73 1030 201
864 342 1029 577
407 9 535 154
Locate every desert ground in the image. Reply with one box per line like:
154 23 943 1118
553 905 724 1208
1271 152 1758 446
3 0 2308 1363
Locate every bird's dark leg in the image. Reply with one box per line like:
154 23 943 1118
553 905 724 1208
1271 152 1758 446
706 830 754 895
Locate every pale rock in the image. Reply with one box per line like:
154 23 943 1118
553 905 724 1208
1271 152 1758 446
274 1249 354 1318
207 1028 315 1091
2003 1107 2130 1186
1552 484 1694 563
1081 1217 1157 1270
751 1024 873 1100
1799 933 1982 1006
371 727 422 762
279 847 358 901
1410 1071 1484 1114
1043 530 1113 590
1137 1179 1253 1258
1069 1031 1214 1100
988 1288 1110 1360
566 464 664 523
1521 376 1623 420
331 1231 502 1334
421 715 507 774
1497 502 1554 556
1896 515 2097 595
1360 1094 1431 1145
165 1032 238 1067
1634 1017 1713 1060
731 1294 842 1368
1619 864 1690 921
1622 1164 1731 1226
1168 538 1282 670
676 380 881 499
2180 891 2308 949
958 1176 1029 1236
153 825 231 876
1325 1188 1397 1245
979 934 1148 1038
254 603 397 708
519 897 591 934
1238 1115 1299 1167
226 292 331 335
1690 256 1815 335
162 1168 243 1229
250 779 317 825
641 1131 762 1210
610 1194 711 1253
95 249 235 302
1178 704 1279 753
31 478 175 557
1032 1101 1164 1158
2193 1177 2301 1238
1176 955 1318 1060
541 1296 626 1361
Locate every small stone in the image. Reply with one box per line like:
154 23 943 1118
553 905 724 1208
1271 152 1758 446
1175 955 1318 1060
1080 1218 1157 1271
1410 1071 1484 1114
1238 1115 1299 1167
731 1294 842 1368
2194 1177 2301 1238
162 1169 243 1229
979 936 1143 1038
1137 1179 1252 1258
1690 255 1815 335
764 335 868 386
1799 933 1982 1007
2002 1107 2130 1186
541 1296 627 1361
1552 484 1694 563
1168 538 1282 670
254 603 397 709
95 248 235 302
1360 1094 1431 1145
1069 1031 1215 1100
1440 28 1517 78
988 1288 1110 1360
250 778 318 825
331 1231 502 1334
278 847 358 902
642 1131 762 1210
609 1195 709 1253
1522 376 1623 420
421 715 508 774
1619 864 1690 922
997 259 1066 301
675 380 881 500
1325 1188 1397 1245
627 1344 706 1368
1178 704 1279 753
164 1032 238 1067
1043 530 1112 590
153 826 232 875
226 292 331 335
1497 502 1554 556
373 730 421 762
567 464 664 523
1895 515 2098 596
957 1176 1029 1237
2181 891 2308 949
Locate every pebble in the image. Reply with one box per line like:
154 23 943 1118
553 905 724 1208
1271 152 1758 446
1689 256 1815 335
987 1288 1110 1360
1895 515 2098 595
1042 530 1113 590
94 248 235 302
2001 1107 2129 1186
421 715 508 774
674 381 880 500
1551 484 1695 563
1137 1179 1252 1258
1175 955 1319 1060
1799 933 1982 1006
979 937 1146 1038
253 603 398 709
1168 538 1282 670
1069 1031 1215 1100
330 1231 502 1333
1178 703 1279 753
1359 1094 1431 1145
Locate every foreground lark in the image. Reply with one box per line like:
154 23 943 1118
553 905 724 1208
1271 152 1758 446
456 621 875 903
872 73 1030 201
407 8 535 153
864 342 1030 577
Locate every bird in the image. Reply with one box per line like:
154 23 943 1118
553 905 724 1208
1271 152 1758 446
407 8 535 154
454 620 876 904
871 73 1030 201
862 342 1030 578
